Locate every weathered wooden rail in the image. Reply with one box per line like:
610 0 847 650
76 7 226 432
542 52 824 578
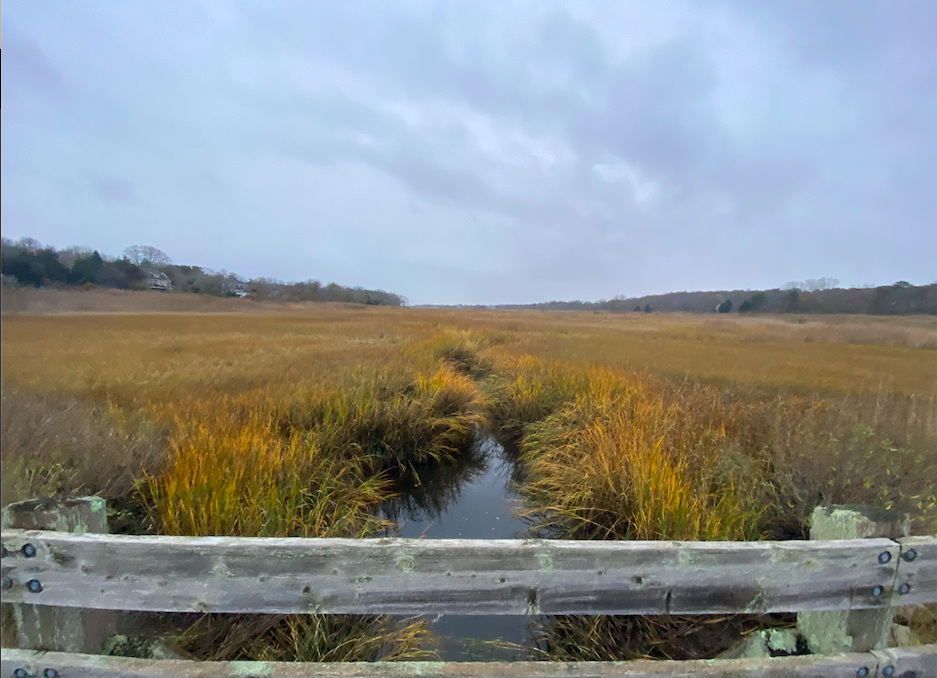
3 531 931 615
1 646 936 678
1 500 935 677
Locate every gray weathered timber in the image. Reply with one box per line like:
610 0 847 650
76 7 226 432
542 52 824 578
872 645 937 677
1 497 109 654
7 647 932 678
0 531 904 616
892 535 937 606
1 496 107 534
805 505 910 541
797 505 909 655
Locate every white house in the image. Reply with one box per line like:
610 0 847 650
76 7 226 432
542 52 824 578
144 271 172 291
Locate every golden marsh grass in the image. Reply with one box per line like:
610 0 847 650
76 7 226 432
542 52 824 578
2 295 935 658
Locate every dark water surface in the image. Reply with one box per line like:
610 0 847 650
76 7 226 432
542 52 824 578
381 435 534 660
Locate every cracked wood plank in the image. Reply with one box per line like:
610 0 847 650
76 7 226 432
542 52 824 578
892 535 937 607
0 532 907 616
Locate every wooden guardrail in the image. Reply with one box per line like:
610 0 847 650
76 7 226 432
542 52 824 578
1 499 935 677
1 646 936 678
3 531 932 616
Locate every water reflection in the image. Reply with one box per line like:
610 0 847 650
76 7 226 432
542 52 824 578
381 435 529 540
380 434 533 658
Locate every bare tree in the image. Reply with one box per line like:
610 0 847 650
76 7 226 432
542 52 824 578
57 246 93 269
123 245 171 267
784 278 840 292
14 237 43 252
803 277 840 292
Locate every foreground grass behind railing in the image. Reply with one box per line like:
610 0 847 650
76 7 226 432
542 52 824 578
528 614 793 662
2 313 934 660
286 365 488 471
175 614 435 663
136 359 491 662
485 352 937 540
481 349 935 660
145 403 389 538
513 366 759 541
0 390 166 509
146 362 487 537
137 365 486 661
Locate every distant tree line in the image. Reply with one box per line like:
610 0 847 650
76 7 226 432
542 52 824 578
1 238 144 289
496 281 937 316
1 237 407 307
244 277 406 306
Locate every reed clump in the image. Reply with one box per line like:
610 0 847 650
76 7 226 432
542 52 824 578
485 355 590 444
275 365 487 472
485 352 936 540
500 363 760 541
176 614 436 662
145 402 389 538
419 328 500 378
1 309 933 660
1 389 166 508
529 614 794 661
483 352 935 660
138 357 485 660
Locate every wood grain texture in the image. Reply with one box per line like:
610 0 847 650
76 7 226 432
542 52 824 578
872 645 937 677
893 535 937 607
7 647 929 678
0 531 907 615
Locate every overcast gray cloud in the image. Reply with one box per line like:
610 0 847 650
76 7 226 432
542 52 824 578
2 0 934 304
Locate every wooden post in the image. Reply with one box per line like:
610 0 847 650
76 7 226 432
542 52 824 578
1 496 112 653
797 504 909 655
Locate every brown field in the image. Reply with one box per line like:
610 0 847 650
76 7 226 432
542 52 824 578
3 289 936 394
2 289 935 658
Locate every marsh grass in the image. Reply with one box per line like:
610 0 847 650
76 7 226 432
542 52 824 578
0 390 166 508
528 614 796 662
479 349 935 659
144 403 390 538
484 353 936 540
275 365 487 470
490 361 760 541
1 308 934 660
175 614 436 662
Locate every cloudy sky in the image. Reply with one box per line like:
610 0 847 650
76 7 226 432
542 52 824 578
2 1 935 304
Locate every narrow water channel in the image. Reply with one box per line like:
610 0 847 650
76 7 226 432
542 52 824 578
381 435 534 660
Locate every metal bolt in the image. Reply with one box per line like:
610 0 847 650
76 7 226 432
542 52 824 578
13 669 29 678
902 548 918 562
44 669 59 678
871 585 883 597
898 582 911 595
856 667 869 677
1 576 12 591
882 665 895 677
878 551 891 564
26 578 43 593
22 543 37 558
